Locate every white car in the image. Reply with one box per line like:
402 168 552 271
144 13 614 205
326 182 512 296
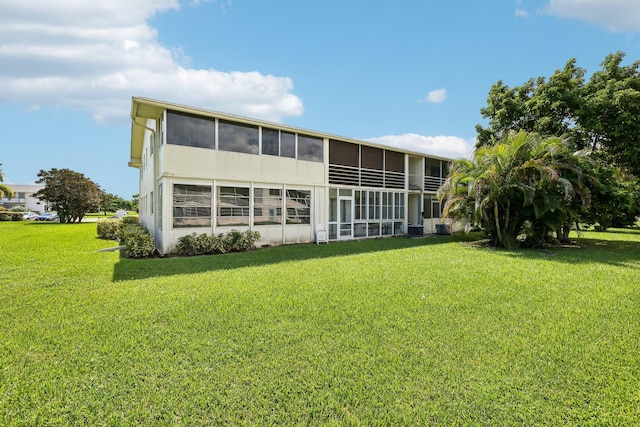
35 212 59 221
23 212 39 220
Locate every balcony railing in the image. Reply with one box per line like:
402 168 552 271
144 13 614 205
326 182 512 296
329 164 406 189
424 175 445 192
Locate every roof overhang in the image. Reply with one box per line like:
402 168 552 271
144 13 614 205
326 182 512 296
129 97 166 168
128 96 455 168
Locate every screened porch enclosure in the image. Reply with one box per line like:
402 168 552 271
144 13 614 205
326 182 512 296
328 188 405 240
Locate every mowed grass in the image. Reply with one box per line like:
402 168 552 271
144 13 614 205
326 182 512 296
1 222 639 425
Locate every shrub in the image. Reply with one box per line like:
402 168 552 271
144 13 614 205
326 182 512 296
0 212 23 221
176 233 231 256
96 218 123 241
122 224 156 258
9 206 28 212
122 216 140 225
226 229 261 252
174 230 259 256
176 233 213 256
210 233 229 254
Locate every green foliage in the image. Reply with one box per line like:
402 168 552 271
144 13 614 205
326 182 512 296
0 212 23 221
0 163 13 199
0 183 13 199
476 52 640 177
100 193 139 213
439 130 591 248
35 168 105 223
175 229 260 256
121 215 140 225
121 224 156 258
8 206 28 212
579 161 640 230
225 229 261 252
0 211 22 221
1 222 640 425
96 218 124 241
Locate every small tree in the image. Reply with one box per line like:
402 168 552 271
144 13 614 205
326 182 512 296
0 163 14 199
439 131 591 249
34 168 105 223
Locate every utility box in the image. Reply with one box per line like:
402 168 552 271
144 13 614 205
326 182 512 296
436 224 451 235
408 225 423 237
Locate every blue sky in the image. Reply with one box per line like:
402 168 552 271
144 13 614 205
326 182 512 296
1 0 640 198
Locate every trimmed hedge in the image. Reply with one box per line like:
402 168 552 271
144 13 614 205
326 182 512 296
122 224 156 258
96 216 141 241
0 212 24 221
96 219 123 241
175 229 260 257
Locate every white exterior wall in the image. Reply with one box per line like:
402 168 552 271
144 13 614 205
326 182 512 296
0 185 46 212
137 119 160 248
129 98 455 254
160 144 325 186
152 138 327 253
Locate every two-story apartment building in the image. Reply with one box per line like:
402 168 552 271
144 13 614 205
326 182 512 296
129 97 452 254
0 184 46 212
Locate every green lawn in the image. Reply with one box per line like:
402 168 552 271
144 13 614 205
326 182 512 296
1 221 639 425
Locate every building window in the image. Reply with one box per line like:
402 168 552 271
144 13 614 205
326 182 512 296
361 146 383 170
394 193 405 219
354 190 365 220
382 192 393 220
281 131 296 158
425 158 442 177
329 140 359 167
254 188 283 225
219 120 259 155
286 189 311 224
261 128 280 156
217 186 250 226
368 190 380 220
385 150 404 173
166 110 215 149
173 184 212 228
297 134 323 162
423 194 441 219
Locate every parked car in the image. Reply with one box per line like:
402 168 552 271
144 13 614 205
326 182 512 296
113 209 128 218
23 212 39 220
35 212 59 221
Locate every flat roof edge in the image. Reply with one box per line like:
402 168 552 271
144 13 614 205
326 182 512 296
130 97 455 161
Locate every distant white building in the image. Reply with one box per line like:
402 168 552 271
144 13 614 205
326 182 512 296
0 184 47 212
129 97 454 254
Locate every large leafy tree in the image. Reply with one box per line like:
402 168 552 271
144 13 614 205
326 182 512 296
34 168 105 223
476 52 640 177
580 160 640 231
0 163 14 199
99 193 138 214
439 131 591 249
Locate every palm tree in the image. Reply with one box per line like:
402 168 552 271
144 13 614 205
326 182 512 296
0 163 14 199
439 130 591 248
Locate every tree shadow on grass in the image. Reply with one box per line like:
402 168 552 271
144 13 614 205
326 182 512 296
112 234 476 282
468 230 640 270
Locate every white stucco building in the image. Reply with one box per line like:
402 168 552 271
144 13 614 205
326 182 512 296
0 184 46 212
129 97 453 254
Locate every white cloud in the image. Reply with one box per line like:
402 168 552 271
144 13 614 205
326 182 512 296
0 0 303 123
542 0 640 32
515 8 530 18
421 88 448 104
367 134 475 160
